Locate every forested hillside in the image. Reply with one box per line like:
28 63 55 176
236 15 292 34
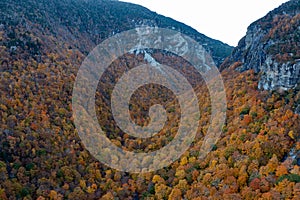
0 0 299 199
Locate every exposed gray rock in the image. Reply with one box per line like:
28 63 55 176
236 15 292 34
221 0 300 91
296 104 300 115
258 56 300 90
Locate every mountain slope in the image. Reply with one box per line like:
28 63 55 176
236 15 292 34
0 0 232 66
221 0 300 90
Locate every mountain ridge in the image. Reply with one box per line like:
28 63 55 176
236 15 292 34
0 0 233 67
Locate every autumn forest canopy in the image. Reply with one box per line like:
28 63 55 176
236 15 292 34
0 0 300 199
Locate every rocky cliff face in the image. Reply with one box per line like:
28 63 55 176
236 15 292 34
221 0 300 91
